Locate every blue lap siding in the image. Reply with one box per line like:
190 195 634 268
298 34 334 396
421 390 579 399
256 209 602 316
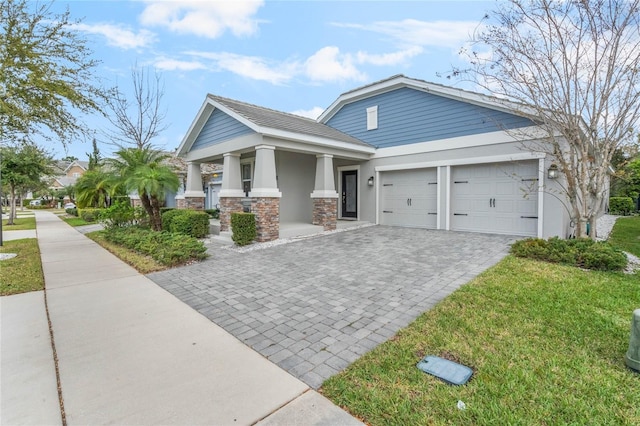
191 108 254 151
325 87 534 148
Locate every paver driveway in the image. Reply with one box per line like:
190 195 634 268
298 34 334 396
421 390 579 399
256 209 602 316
148 225 517 388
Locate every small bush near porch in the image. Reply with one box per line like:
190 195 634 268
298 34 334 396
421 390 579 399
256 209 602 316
321 221 640 424
231 212 256 246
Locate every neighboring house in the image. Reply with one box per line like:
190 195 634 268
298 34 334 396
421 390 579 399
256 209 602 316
49 160 89 192
176 74 581 242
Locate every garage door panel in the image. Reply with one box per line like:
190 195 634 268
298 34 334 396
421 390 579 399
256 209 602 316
380 168 437 229
451 161 538 236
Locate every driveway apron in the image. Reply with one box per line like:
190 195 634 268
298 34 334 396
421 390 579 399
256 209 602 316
148 226 517 388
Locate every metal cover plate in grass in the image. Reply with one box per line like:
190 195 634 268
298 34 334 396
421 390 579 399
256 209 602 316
417 355 473 385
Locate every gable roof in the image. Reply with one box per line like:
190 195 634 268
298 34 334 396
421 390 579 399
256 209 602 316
318 74 539 123
64 160 89 172
177 94 374 157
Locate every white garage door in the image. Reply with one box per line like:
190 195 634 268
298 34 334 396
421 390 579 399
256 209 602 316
380 168 437 228
451 161 538 236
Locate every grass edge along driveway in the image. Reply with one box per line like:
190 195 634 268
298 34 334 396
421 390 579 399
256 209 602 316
321 222 640 425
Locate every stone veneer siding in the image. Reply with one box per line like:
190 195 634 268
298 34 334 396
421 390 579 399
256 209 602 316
312 198 337 231
177 197 205 210
219 197 244 232
251 197 280 242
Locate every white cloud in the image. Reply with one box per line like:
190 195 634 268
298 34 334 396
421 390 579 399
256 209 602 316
356 46 423 66
333 19 480 49
304 46 367 83
140 1 264 38
73 23 155 49
186 51 296 84
289 106 325 120
154 58 206 71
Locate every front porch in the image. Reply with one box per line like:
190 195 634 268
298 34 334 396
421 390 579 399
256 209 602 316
208 219 372 244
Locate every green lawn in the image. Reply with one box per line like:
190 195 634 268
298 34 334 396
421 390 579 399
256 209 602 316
322 223 640 425
62 216 95 227
608 216 640 257
0 239 45 295
86 231 167 274
2 216 36 230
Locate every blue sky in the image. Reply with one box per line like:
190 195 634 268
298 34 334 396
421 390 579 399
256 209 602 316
45 0 495 160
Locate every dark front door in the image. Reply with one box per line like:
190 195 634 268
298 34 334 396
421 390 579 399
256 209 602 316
341 170 358 218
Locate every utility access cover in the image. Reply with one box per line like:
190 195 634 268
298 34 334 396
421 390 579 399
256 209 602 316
417 355 473 385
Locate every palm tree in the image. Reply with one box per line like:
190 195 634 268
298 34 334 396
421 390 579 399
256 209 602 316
109 147 179 231
74 169 115 208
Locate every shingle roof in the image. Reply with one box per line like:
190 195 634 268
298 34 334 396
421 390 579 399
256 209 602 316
207 94 373 148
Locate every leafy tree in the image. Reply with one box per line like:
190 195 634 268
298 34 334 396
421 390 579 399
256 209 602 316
0 0 107 146
108 147 179 231
0 143 54 224
61 155 78 163
457 0 640 238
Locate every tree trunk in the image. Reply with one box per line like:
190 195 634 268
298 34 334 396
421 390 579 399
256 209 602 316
7 184 16 225
138 193 159 231
149 196 163 232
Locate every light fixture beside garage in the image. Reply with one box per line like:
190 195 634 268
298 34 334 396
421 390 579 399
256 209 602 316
548 163 559 179
368 176 374 186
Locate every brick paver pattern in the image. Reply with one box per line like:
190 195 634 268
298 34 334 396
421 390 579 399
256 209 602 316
148 226 516 389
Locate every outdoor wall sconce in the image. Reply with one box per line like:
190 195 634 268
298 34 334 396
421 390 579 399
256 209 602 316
547 163 559 179
368 176 374 186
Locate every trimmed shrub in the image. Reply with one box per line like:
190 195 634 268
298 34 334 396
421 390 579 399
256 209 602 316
511 237 627 271
161 209 210 238
66 207 78 216
609 197 635 215
78 208 104 222
99 202 148 230
103 227 208 266
205 209 220 219
231 212 256 246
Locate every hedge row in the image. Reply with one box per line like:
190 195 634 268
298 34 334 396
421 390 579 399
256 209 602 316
609 197 635 215
103 227 208 266
510 237 627 271
78 208 105 222
161 209 210 238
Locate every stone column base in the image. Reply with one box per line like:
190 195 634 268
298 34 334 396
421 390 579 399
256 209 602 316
251 197 280 242
220 197 244 232
312 198 337 231
177 196 205 210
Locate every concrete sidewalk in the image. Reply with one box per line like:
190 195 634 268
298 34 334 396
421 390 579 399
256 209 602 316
1 229 37 241
1 211 361 425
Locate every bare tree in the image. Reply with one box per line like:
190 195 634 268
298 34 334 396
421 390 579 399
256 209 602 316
105 66 168 149
457 0 640 238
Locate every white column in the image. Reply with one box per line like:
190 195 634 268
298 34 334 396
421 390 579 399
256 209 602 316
184 162 206 197
310 154 339 199
219 153 245 197
249 145 281 198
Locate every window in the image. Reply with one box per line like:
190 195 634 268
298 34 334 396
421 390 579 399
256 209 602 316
72 172 80 178
367 105 378 130
241 163 252 196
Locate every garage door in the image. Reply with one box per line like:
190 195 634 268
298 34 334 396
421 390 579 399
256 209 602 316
451 161 538 236
380 168 437 228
